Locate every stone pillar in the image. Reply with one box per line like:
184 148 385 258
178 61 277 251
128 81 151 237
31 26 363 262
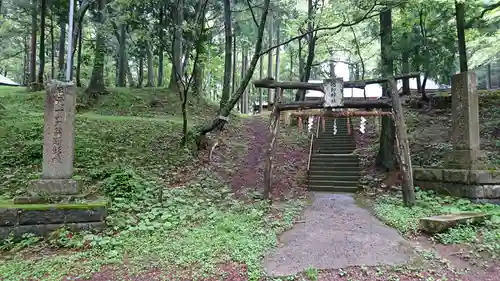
445 71 486 169
29 80 78 196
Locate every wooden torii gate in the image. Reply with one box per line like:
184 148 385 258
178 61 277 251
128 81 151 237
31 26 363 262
252 73 417 207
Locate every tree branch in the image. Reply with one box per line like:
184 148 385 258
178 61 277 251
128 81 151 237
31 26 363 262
246 0 259 27
465 1 500 29
258 2 381 56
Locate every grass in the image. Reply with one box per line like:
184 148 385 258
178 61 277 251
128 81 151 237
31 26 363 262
374 190 500 257
0 86 217 198
0 178 306 280
0 86 307 280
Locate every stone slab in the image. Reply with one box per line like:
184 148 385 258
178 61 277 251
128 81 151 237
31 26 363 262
444 149 487 170
414 167 500 199
28 179 79 196
0 209 18 226
0 198 108 227
18 206 106 225
420 212 490 234
413 168 500 184
0 222 105 240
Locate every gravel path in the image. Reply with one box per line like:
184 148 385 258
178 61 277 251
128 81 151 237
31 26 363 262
264 192 414 277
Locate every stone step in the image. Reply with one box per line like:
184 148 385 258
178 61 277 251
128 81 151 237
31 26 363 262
317 133 353 137
308 179 359 187
308 165 360 172
315 139 356 144
314 135 355 140
309 162 359 169
315 149 356 154
308 169 360 176
310 154 359 161
309 174 359 182
308 185 360 193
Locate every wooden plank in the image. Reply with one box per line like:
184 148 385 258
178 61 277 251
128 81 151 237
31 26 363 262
277 99 393 111
252 72 420 90
390 79 416 207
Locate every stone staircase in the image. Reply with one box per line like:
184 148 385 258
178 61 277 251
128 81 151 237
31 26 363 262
308 116 361 193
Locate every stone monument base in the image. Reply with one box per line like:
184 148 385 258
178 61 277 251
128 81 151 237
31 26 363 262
414 168 500 203
0 197 108 240
28 179 79 196
444 149 488 170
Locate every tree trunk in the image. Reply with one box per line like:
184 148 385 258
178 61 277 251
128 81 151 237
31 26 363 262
117 23 126 87
375 7 395 171
168 0 183 91
219 0 232 110
259 51 264 112
455 1 467 72
157 4 164 87
295 0 316 101
29 0 37 85
240 45 245 112
193 34 206 97
23 36 29 85
138 48 144 87
274 19 280 90
199 0 270 136
267 18 273 104
58 20 66 78
145 40 154 87
76 19 83 87
244 47 249 113
294 38 305 101
401 39 410 96
127 63 135 87
85 0 107 95
50 8 55 79
37 0 47 87
232 32 237 111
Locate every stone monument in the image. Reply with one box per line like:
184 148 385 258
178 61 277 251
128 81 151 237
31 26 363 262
444 71 487 169
29 81 79 195
414 72 500 202
0 81 107 240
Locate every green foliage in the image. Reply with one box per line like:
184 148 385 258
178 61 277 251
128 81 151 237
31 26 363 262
0 178 306 280
100 169 155 200
374 190 500 257
0 87 308 280
0 87 215 197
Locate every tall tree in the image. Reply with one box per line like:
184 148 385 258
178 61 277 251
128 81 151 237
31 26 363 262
376 7 396 171
219 0 232 109
86 0 107 94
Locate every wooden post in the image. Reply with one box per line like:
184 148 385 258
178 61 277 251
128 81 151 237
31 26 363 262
390 79 415 207
263 88 283 200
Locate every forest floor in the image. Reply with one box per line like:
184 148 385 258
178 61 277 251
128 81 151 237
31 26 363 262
1 87 500 280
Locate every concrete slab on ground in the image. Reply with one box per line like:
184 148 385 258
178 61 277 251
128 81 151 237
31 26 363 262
263 192 414 277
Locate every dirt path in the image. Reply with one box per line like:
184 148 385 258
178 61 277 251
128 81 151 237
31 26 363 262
220 117 308 199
